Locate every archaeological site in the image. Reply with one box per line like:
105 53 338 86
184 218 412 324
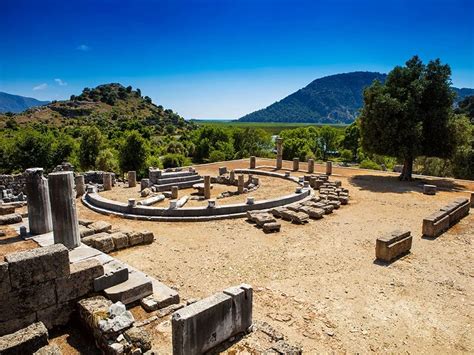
0 141 472 354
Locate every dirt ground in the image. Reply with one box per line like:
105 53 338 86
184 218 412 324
60 159 472 353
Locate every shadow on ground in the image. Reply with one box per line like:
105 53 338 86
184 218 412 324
349 174 467 194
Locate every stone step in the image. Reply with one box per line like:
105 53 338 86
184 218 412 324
160 171 197 179
104 270 153 305
154 173 201 185
155 178 203 192
94 260 129 291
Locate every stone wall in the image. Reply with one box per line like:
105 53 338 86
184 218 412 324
0 244 104 336
0 173 26 196
83 171 116 185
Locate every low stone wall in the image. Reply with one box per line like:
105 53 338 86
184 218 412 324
83 171 116 185
375 230 412 262
0 244 104 336
422 198 470 238
172 284 253 355
0 174 26 196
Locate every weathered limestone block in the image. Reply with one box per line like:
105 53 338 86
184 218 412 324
269 207 287 218
0 314 37 337
103 173 113 191
104 271 153 305
89 220 112 233
237 175 245 194
0 262 10 294
128 231 144 246
33 344 62 355
172 284 253 355
37 301 76 330
171 186 179 199
92 234 115 253
56 259 103 303
48 171 81 249
137 194 165 206
79 225 95 239
25 168 53 235
140 178 150 191
203 176 211 200
5 244 69 289
422 211 450 237
128 171 137 188
218 166 227 175
94 261 129 292
0 322 48 355
254 214 276 227
141 231 154 244
307 159 314 173
75 174 85 198
229 170 235 183
0 205 15 215
262 222 281 233
110 232 129 250
0 213 22 225
423 184 437 195
124 326 152 352
376 230 412 262
141 188 151 197
77 296 113 332
0 281 57 322
292 158 299 171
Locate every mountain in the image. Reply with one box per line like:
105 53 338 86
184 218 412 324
0 83 188 130
239 72 474 124
0 92 50 113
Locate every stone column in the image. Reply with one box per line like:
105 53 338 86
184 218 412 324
141 178 150 191
25 168 53 235
171 186 179 199
128 171 137 188
103 173 112 191
293 158 299 171
229 171 235 184
48 171 80 249
75 175 85 197
238 175 245 194
308 159 314 173
326 161 332 175
250 156 256 169
218 167 227 176
471 192 474 208
276 137 283 170
203 176 211 199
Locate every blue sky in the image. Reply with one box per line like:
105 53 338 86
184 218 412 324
1 0 473 119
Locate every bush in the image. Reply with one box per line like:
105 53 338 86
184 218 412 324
359 159 381 170
339 149 353 163
119 130 149 174
209 150 226 163
95 148 119 172
162 153 188 168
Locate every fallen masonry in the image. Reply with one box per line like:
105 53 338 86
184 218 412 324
376 230 412 262
172 284 253 355
422 198 470 238
0 322 49 355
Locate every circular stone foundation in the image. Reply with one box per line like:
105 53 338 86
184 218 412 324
82 169 313 221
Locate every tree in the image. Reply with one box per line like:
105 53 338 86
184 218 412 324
95 148 119 172
317 126 339 161
119 130 148 174
342 121 360 161
359 56 458 180
79 126 102 170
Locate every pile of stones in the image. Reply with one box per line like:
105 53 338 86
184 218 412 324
247 211 281 233
79 219 154 253
317 181 350 205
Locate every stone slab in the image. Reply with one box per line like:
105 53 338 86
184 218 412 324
0 322 48 355
30 232 54 247
68 244 103 264
89 220 112 233
33 344 62 355
5 244 69 289
376 230 412 262
110 232 129 250
104 271 153 305
0 213 22 225
94 260 129 292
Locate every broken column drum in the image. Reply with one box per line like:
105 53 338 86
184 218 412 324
308 159 314 173
276 137 283 170
238 175 245 194
293 158 299 171
250 156 256 169
103 173 112 191
326 161 332 175
140 178 150 191
75 174 85 197
203 176 211 200
25 168 53 235
48 171 81 249
128 171 137 188
171 186 179 199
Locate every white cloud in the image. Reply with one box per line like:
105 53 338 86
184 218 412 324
33 83 48 91
54 78 67 86
76 44 90 51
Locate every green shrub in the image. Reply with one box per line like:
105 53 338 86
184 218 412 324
359 159 381 170
162 153 188 168
209 150 226 163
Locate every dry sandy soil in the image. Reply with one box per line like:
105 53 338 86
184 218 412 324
7 159 473 353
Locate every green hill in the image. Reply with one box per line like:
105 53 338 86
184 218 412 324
0 92 50 113
239 72 474 124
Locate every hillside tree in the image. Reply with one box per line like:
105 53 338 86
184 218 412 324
360 56 459 180
119 130 149 174
79 126 103 170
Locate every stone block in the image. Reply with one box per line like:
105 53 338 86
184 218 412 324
83 233 115 253
79 225 95 239
110 232 129 250
0 281 57 322
0 213 22 225
77 296 112 332
56 258 104 303
423 184 437 195
36 301 75 330
262 222 281 233
172 284 252 355
33 344 62 355
0 322 48 355
5 244 69 289
0 313 37 337
128 232 144 246
78 219 94 227
124 326 152 352
0 262 11 294
376 230 412 262
422 211 450 237
0 205 15 215
104 271 153 305
94 261 129 292
89 220 112 233
141 231 154 244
